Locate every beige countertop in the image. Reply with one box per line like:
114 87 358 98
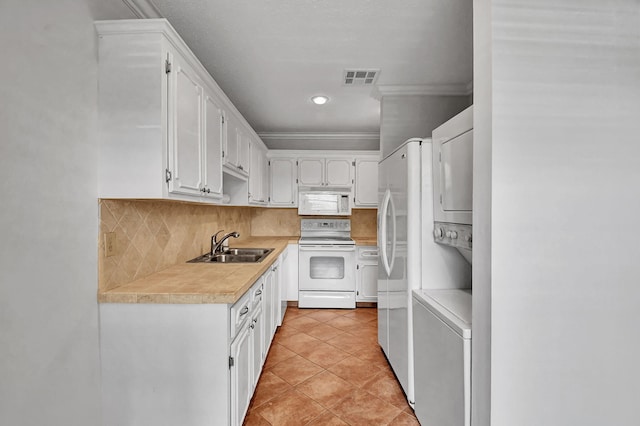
99 237 297 305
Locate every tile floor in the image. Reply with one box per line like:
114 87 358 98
244 307 420 425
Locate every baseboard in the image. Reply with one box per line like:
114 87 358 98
286 301 377 308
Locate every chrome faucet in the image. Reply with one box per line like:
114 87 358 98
210 230 240 255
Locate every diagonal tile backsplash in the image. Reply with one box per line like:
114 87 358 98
99 199 252 292
99 199 377 293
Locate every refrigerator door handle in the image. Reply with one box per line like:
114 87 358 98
380 189 393 276
388 193 397 273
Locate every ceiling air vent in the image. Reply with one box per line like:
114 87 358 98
343 69 379 86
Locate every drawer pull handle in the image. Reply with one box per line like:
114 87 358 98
239 306 249 316
255 289 262 296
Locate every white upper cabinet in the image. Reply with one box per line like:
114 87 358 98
96 19 262 204
325 158 353 187
298 158 324 187
223 113 251 178
261 154 269 205
239 133 251 175
298 157 352 188
249 140 268 205
167 56 204 197
354 158 379 207
167 54 223 199
202 93 224 198
269 157 298 206
224 113 240 170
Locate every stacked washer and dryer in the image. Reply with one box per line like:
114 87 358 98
413 106 474 426
377 106 473 417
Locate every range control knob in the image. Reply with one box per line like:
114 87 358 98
464 234 472 243
434 227 444 239
449 231 458 239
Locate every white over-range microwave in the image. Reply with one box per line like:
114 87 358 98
298 190 351 216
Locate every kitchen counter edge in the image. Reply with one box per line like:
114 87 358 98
98 237 298 305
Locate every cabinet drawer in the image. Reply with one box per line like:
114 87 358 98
357 246 379 260
230 291 251 339
251 279 264 309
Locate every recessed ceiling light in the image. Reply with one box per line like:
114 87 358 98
311 95 329 105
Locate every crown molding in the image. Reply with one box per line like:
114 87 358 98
122 0 163 18
372 83 472 99
258 132 379 141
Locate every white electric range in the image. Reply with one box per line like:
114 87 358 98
298 218 356 309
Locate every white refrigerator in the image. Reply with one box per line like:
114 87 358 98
378 138 471 407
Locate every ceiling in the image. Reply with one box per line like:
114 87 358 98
124 0 473 149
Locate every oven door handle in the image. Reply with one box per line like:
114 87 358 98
299 246 356 252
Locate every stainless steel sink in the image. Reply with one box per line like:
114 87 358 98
187 248 274 264
222 248 272 256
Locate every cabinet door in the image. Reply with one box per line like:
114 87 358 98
357 263 378 302
272 262 282 328
238 133 251 174
230 322 252 426
261 154 269 204
262 269 274 354
249 143 268 204
202 93 224 198
269 158 297 206
298 158 324 186
325 158 353 187
250 305 264 387
167 57 203 196
224 113 239 167
354 159 379 206
248 142 258 202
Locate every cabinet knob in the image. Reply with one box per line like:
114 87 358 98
207 188 210 193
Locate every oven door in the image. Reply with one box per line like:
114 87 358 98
298 245 356 291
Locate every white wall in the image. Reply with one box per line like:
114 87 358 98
471 0 492 425
380 95 470 158
0 1 134 425
473 1 640 425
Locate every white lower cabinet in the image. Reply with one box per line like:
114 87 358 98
283 244 299 302
250 304 264 387
100 253 285 426
270 260 281 333
357 246 379 302
230 318 252 426
262 267 274 356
